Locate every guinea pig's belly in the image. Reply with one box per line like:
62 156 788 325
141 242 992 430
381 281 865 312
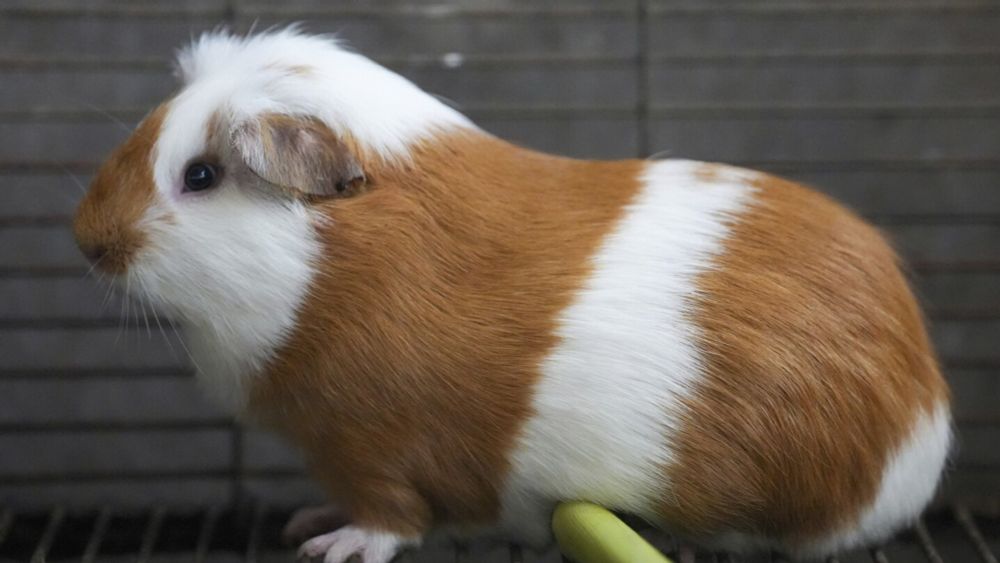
497 161 951 556
499 397 949 556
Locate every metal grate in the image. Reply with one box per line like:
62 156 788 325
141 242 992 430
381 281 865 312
0 503 998 563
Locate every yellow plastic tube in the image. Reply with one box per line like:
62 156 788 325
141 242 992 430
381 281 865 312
552 502 674 563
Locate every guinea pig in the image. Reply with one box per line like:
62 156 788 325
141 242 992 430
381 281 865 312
72 28 952 563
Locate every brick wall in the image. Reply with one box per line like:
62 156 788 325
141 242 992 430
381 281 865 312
1 0 998 508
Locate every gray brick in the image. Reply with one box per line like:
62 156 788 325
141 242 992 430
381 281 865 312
0 69 174 112
648 117 1000 162
0 327 188 370
956 424 1000 466
783 170 1000 216
0 277 126 320
647 10 1000 54
243 429 307 472
911 272 1000 311
481 118 638 159
885 224 1000 263
0 429 230 474
950 370 1000 423
647 0 955 5
0 225 87 268
0 14 219 58
0 478 229 509
0 122 129 162
0 376 220 423
942 467 1000 502
238 0 631 7
238 13 638 58
0 174 87 218
242 477 323 507
932 319 1000 363
648 63 1000 105
396 65 637 108
4 0 227 8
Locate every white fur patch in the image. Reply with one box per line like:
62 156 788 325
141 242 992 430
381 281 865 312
131 192 320 413
499 160 757 544
134 28 474 412
803 401 952 557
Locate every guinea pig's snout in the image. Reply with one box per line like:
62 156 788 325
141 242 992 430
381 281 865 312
72 202 145 275
72 104 162 275
77 239 109 264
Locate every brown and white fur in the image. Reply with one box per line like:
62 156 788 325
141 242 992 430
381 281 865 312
73 29 952 562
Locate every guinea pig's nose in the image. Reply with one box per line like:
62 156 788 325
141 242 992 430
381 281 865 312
72 209 143 274
79 241 109 264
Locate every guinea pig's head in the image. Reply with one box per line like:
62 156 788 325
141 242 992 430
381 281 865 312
72 28 470 340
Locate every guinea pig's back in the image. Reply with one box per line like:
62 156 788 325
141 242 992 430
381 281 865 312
661 163 952 555
503 159 951 557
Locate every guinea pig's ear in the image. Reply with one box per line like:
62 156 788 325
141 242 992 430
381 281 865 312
231 113 365 198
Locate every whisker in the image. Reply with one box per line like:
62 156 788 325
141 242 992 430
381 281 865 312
147 298 181 364
138 295 152 340
83 254 106 279
99 279 116 313
71 98 135 136
132 275 193 370
133 297 141 347
128 279 143 348
91 269 113 315
59 164 88 196
168 321 204 376
116 273 132 346
54 93 162 147
115 292 125 345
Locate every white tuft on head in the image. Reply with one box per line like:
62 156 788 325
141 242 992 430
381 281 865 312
171 26 473 162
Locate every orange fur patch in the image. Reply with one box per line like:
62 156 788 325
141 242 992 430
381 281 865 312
73 104 169 273
662 167 949 546
248 131 644 535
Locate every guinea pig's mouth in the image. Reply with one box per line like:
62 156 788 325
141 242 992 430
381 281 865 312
85 262 179 340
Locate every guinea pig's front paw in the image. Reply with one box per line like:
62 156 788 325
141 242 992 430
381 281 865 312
297 525 416 563
283 504 350 546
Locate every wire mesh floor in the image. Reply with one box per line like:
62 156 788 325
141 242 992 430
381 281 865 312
0 502 998 563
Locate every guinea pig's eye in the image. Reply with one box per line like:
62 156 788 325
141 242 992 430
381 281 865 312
183 162 219 192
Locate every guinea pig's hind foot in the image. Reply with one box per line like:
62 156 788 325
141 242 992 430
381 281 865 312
296 525 418 563
283 504 350 546
676 544 696 563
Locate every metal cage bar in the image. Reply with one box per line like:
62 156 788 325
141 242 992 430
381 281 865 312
29 506 64 563
0 503 996 562
953 505 999 563
80 507 111 563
